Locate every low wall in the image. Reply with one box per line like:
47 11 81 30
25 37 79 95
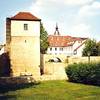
41 63 67 80
40 54 68 80
40 54 100 81
43 54 100 64
69 56 100 64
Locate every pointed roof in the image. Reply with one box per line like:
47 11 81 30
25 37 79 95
9 12 41 21
54 23 60 35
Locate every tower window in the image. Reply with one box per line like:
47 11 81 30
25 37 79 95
24 24 28 30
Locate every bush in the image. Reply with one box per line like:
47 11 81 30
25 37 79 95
65 62 100 85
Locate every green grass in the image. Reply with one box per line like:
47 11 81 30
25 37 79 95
0 80 100 100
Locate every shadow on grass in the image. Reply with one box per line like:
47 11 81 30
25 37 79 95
0 94 17 100
0 82 40 94
66 80 100 87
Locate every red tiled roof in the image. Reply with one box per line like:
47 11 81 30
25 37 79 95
48 35 87 47
10 12 41 21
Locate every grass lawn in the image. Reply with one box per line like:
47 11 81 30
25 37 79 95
0 80 100 100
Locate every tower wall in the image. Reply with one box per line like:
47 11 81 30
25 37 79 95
6 18 11 52
6 18 41 78
10 36 40 77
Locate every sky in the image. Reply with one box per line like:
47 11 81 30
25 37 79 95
0 0 100 44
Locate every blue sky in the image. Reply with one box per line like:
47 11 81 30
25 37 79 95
0 0 100 44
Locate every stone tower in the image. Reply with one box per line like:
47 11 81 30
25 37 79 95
6 12 41 78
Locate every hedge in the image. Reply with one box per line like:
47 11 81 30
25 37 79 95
65 62 100 85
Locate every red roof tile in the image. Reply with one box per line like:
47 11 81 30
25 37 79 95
48 35 87 47
10 12 41 21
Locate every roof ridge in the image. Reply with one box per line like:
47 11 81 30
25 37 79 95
9 12 41 21
48 35 87 47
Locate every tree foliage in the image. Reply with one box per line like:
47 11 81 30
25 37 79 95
40 22 49 54
96 41 100 56
82 39 98 56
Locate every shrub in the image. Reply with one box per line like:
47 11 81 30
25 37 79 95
65 62 100 85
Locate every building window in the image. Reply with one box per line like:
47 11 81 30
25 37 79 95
74 50 77 55
50 48 52 51
55 48 57 51
24 24 28 30
60 48 63 51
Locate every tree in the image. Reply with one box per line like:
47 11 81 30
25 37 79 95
82 39 98 56
96 41 100 56
40 22 49 54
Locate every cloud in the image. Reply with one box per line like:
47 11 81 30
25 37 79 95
29 0 59 19
29 0 97 20
29 0 67 34
78 1 100 17
29 0 95 14
28 0 100 40
63 0 94 6
69 23 91 37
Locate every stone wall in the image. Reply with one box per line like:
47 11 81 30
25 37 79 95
40 54 68 80
10 36 40 78
40 63 67 81
68 56 100 64
40 54 100 81
6 17 41 79
43 54 100 64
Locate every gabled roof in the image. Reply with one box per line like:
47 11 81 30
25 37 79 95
9 12 41 21
48 35 87 47
74 41 86 51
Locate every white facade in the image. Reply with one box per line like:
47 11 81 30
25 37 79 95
10 20 40 64
47 40 86 57
47 24 87 57
47 46 73 56
73 43 85 57
11 20 40 36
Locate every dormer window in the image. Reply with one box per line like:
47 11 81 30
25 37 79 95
24 24 28 30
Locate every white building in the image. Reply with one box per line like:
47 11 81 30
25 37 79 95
47 25 87 56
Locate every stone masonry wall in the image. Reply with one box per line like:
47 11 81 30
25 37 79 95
40 54 100 81
10 36 40 79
